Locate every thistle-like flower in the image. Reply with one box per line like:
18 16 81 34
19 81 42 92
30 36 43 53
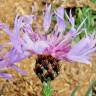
0 5 96 81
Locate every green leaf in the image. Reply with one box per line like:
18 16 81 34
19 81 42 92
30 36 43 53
42 81 53 96
75 6 96 41
85 80 96 96
71 85 80 96
92 0 96 3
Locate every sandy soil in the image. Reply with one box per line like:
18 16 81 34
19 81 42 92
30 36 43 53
0 0 96 25
0 0 96 96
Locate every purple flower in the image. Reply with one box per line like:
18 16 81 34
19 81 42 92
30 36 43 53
43 4 52 32
0 5 95 79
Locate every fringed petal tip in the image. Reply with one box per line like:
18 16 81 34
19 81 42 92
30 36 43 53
11 65 27 75
43 4 52 32
55 7 65 33
66 34 96 64
0 73 12 80
67 54 91 64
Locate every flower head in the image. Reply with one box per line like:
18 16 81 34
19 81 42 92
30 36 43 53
0 5 96 79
